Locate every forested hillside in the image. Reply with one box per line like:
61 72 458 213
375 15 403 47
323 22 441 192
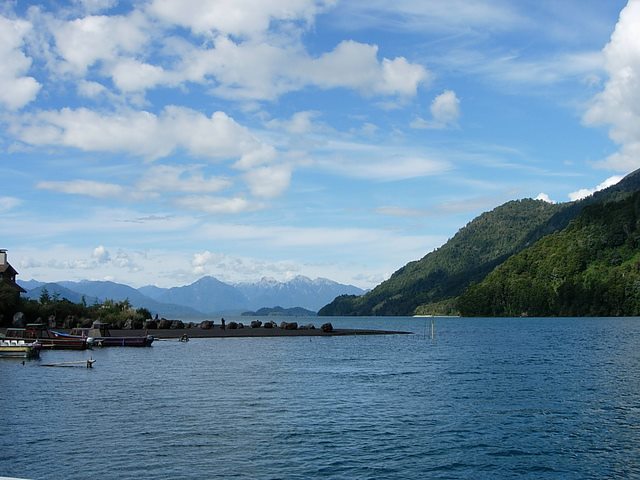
458 191 640 316
319 199 565 315
319 168 640 317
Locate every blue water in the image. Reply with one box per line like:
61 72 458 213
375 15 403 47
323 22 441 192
1 316 640 479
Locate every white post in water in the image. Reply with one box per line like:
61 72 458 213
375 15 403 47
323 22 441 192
431 318 435 341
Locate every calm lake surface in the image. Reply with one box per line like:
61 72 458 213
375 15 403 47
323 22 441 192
2 316 640 479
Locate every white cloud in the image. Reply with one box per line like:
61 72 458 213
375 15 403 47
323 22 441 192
243 164 292 198
568 175 623 201
174 195 259 214
306 40 429 97
147 0 331 38
92 245 110 263
110 58 167 92
535 193 555 203
0 196 21 212
321 154 450 181
234 144 278 170
12 106 268 161
191 249 302 281
431 90 460 125
412 90 460 129
267 111 322 134
138 165 231 194
16 3 428 104
52 12 149 75
0 16 41 110
37 179 125 198
583 0 640 172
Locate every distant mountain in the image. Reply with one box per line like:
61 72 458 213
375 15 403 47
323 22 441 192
18 275 365 318
154 276 249 313
22 282 99 305
55 280 205 318
236 275 364 311
137 284 166 301
241 306 317 317
17 279 46 291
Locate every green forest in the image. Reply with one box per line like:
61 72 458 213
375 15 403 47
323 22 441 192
320 168 640 317
458 191 640 316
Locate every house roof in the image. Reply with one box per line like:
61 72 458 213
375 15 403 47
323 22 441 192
0 262 26 292
0 263 18 275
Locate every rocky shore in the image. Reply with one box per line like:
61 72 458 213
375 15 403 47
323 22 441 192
114 324 411 339
1 320 411 340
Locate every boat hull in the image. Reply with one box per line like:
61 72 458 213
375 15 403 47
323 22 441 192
93 337 153 347
6 325 89 350
0 340 40 358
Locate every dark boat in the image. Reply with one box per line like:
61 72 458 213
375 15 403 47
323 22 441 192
5 324 91 350
69 322 154 347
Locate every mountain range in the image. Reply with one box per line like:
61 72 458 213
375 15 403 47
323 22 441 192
319 168 640 317
19 275 364 318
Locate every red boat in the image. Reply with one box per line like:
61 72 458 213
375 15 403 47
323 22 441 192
5 323 91 350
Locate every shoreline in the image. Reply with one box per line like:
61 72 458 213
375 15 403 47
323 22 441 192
118 326 412 338
0 325 412 339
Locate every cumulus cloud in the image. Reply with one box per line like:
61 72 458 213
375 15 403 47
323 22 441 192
431 90 460 125
411 90 460 129
171 37 429 101
306 40 429 98
568 175 623 201
12 2 428 104
243 165 292 198
535 193 555 203
52 12 149 75
0 16 41 110
92 245 111 263
191 249 301 281
583 0 640 172
147 0 330 38
11 106 267 161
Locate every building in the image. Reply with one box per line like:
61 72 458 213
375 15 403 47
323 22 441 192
0 249 26 293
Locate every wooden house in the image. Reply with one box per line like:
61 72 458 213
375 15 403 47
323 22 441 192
0 249 26 293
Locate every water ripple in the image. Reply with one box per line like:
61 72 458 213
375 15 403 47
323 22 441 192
2 317 640 479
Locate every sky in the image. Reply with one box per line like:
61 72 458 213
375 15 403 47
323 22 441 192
1 0 639 290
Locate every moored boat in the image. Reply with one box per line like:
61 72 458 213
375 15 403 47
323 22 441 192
0 339 41 358
5 323 91 350
70 322 154 347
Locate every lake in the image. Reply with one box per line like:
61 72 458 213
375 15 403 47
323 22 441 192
1 316 639 479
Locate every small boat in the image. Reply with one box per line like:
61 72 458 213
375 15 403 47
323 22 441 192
70 322 154 347
5 323 92 350
0 339 41 358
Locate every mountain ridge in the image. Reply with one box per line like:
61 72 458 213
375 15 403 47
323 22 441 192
19 275 364 318
319 168 640 316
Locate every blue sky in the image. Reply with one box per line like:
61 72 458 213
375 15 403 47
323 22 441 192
1 0 638 289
